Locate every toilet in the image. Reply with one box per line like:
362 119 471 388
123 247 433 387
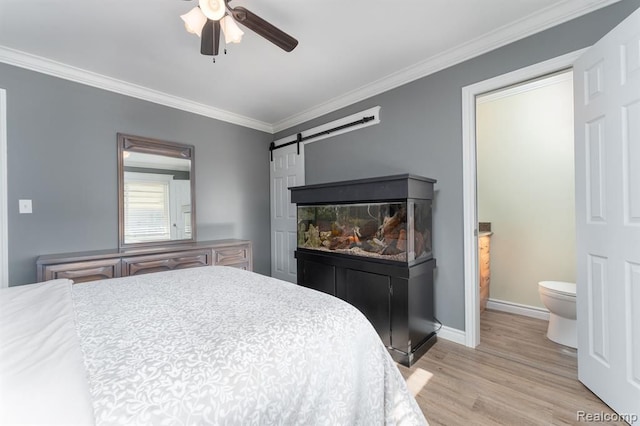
538 281 577 348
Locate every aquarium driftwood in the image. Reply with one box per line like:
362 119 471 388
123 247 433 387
299 204 425 261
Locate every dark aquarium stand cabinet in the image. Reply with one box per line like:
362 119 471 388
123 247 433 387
291 174 437 366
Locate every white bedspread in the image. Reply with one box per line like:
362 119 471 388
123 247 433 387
72 266 427 425
0 279 95 425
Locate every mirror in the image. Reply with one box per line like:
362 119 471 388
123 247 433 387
117 134 196 249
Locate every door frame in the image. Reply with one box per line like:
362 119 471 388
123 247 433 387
461 49 585 347
0 88 7 288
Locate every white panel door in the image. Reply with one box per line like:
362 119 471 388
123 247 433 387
574 7 640 422
170 180 191 240
270 143 304 283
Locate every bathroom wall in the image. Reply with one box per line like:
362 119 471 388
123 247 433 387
477 71 576 309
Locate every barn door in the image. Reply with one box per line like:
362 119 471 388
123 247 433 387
573 7 640 422
270 143 304 283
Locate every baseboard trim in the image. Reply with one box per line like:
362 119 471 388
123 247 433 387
437 325 466 346
486 298 550 321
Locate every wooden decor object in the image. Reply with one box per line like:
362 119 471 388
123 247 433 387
479 232 492 312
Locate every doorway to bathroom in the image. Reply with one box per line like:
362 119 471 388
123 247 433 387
475 70 575 327
464 10 640 417
461 50 583 348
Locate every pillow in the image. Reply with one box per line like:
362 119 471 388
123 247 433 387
0 279 95 425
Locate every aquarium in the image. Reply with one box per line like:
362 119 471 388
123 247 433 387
291 174 437 366
297 200 432 263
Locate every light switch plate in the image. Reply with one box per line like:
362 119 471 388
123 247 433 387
19 199 32 214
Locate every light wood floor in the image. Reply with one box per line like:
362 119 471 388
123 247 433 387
398 309 625 426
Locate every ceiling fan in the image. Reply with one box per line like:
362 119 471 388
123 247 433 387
181 0 298 59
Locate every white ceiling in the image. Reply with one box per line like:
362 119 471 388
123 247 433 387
0 0 619 133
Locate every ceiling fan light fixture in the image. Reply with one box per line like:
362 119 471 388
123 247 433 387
181 1 297 59
180 7 207 37
198 0 226 21
220 15 244 44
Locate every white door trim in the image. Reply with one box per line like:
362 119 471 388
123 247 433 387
0 88 8 288
461 49 585 347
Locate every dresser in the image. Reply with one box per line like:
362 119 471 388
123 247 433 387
36 239 252 284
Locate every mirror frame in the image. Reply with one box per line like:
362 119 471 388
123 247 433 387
117 133 196 250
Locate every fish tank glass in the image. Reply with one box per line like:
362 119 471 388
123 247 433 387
297 200 432 263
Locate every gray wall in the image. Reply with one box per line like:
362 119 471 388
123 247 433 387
2 63 272 285
274 0 640 331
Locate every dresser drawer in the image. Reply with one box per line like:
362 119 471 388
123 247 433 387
213 246 250 267
41 259 121 284
226 261 251 271
122 250 212 276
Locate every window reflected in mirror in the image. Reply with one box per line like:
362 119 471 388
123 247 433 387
118 134 196 249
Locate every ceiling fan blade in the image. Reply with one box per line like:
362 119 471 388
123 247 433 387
230 6 298 52
213 20 221 55
200 19 221 56
200 20 214 55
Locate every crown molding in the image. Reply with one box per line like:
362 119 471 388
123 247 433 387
271 0 620 133
0 0 620 134
0 46 273 133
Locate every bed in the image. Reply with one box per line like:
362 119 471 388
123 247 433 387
0 266 427 425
